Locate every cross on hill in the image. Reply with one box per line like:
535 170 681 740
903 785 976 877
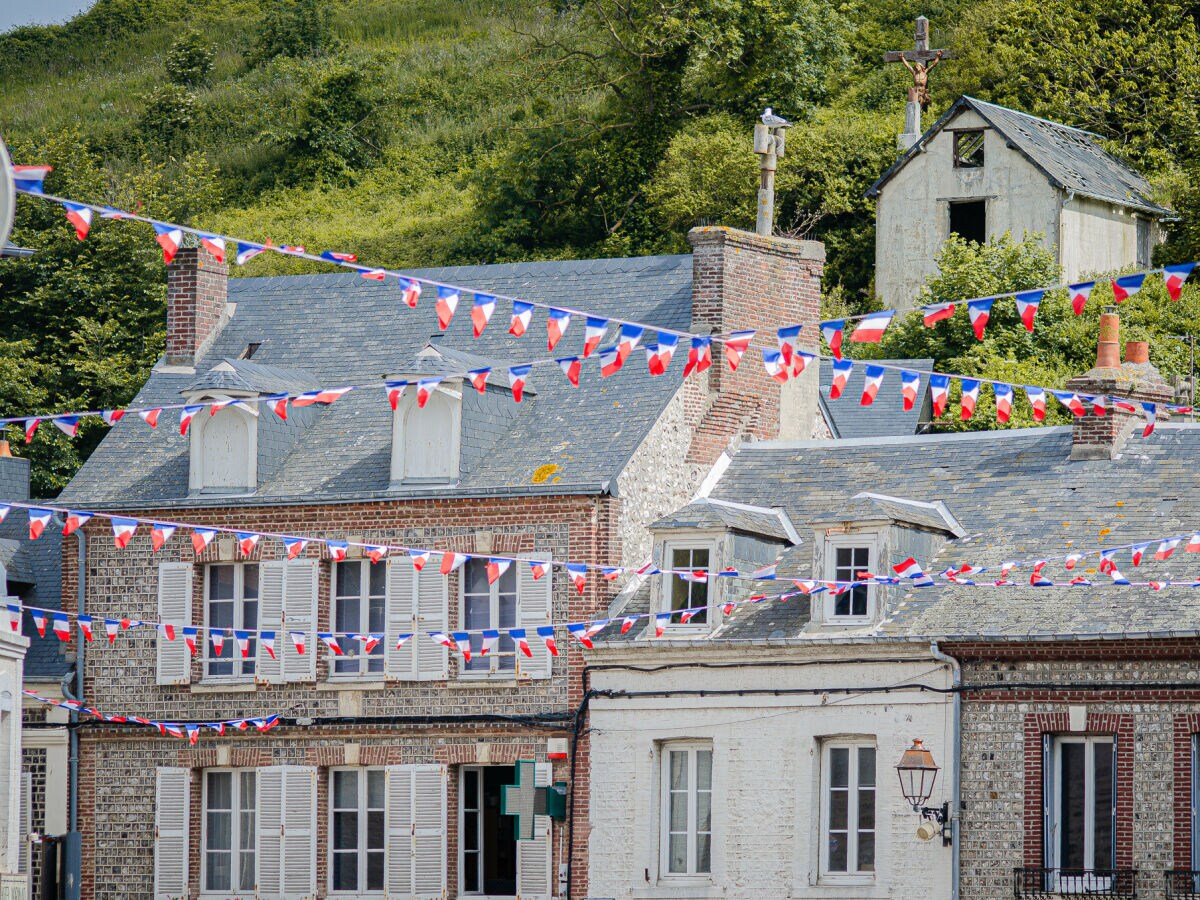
884 16 953 111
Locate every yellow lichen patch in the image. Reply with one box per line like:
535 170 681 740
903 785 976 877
552 475 561 484
1115 500 1125 507
1099 528 1111 537
1062 522 1071 528
531 463 560 484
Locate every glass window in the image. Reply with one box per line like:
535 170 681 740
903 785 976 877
332 561 387 677
205 564 258 678
667 545 711 625
461 559 516 675
826 544 872 621
204 770 256 894
823 742 875 876
1050 736 1114 881
330 769 386 894
660 743 713 876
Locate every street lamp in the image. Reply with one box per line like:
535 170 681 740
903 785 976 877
895 739 952 845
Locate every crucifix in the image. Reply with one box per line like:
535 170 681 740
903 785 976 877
884 16 952 112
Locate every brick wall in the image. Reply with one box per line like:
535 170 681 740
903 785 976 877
166 248 227 366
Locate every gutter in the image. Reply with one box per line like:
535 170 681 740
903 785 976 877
930 641 961 900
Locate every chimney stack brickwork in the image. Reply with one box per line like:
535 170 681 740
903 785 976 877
686 226 824 465
166 248 228 366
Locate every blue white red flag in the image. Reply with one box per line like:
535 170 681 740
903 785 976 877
480 629 499 656
820 320 844 359
1155 539 1179 561
683 336 713 376
776 325 802 364
829 359 853 400
399 278 422 308
508 365 531 402
892 557 934 587
78 616 93 642
416 378 440 408
486 557 511 585
319 633 343 655
365 545 388 564
528 559 548 580
151 523 176 552
1024 386 1047 421
850 310 894 343
236 242 265 265
192 528 217 555
7 604 20 633
599 346 622 377
199 234 225 262
1164 263 1195 301
22 418 39 442
452 632 472 661
1142 402 1157 437
152 223 184 264
111 517 138 549
101 409 124 425
440 552 467 575
260 631 276 659
1068 282 1094 316
62 510 91 537
509 628 532 657
13 165 51 193
358 268 386 281
53 612 71 642
103 618 123 643
284 537 308 560
929 374 951 416
471 293 496 336
583 317 608 358
994 382 1014 423
861 365 885 405
31 610 46 636
922 302 955 327
647 334 678 375
762 348 788 383
385 380 408 410
1090 395 1107 416
617 324 644 362
28 508 53 541
1014 290 1043 332
293 386 352 406
210 630 226 656
409 549 430 571
1130 543 1151 566
326 540 348 562
392 632 411 652
1050 390 1085 417
510 300 534 336
320 251 357 263
724 330 755 371
967 298 993 340
63 202 92 240
620 615 638 634
566 563 587 594
237 532 260 558
1111 273 1146 302
960 379 980 420
792 351 815 376
547 308 571 350
435 287 459 330
557 356 581 386
179 405 203 435
53 416 80 437
138 408 161 428
653 613 671 637
1029 562 1052 587
900 370 921 412
468 368 490 393
568 621 607 648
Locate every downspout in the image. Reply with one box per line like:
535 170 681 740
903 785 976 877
930 641 961 900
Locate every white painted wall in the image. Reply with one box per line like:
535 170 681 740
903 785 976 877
586 643 954 900
1060 195 1160 282
0 615 28 881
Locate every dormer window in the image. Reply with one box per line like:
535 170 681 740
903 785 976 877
825 537 875 622
666 542 711 626
391 382 461 484
188 398 257 495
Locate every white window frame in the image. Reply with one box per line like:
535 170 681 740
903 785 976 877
659 741 713 879
458 558 518 679
390 384 462 485
660 538 717 632
203 562 259 681
457 765 515 897
328 767 387 897
819 740 876 881
188 399 258 494
822 536 877 624
201 768 257 899
331 560 387 679
1049 735 1115 889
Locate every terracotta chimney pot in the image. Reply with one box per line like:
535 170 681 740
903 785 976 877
1124 341 1149 364
0 440 10 457
1096 307 1120 368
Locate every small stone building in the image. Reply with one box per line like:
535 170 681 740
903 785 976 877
867 96 1172 309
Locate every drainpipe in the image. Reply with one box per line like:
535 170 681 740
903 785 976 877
930 641 961 900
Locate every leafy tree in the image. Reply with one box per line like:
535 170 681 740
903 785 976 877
165 29 215 87
251 0 336 65
139 83 197 151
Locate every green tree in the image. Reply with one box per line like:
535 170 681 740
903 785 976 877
251 0 335 65
165 29 215 87
139 83 197 151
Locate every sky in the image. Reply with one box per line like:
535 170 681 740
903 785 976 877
0 0 94 33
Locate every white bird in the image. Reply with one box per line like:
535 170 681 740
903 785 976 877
761 107 791 128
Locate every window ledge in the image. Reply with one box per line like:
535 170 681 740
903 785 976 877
192 682 257 693
632 883 723 900
447 676 523 688
317 679 390 691
789 876 888 900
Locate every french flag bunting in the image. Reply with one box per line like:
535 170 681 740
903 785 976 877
508 365 531 402
471 293 496 337
509 628 532 658
762 348 788 383
647 334 679 375
365 545 388 564
617 324 645 362
792 351 815 377
393 632 411 651
452 632 472 661
293 386 352 406
1164 263 1195 301
1111 273 1146 302
468 368 490 393
1090 395 1107 416
7 605 21 634
1068 281 1094 316
52 612 71 642
994 382 1014 423
63 202 93 240
1130 542 1151 566
850 310 894 343
599 346 622 378
31 609 46 637
929 374 951 417
0 505 8 525
1109 568 1131 585
185 724 200 745
480 629 499 656
318 633 343 655
922 302 956 327
99 206 132 220
148 523 175 551
439 551 467 575
211 630 226 656
1065 553 1082 570
266 394 289 419
1014 290 1043 332
138 408 161 428
23 418 39 442
13 165 51 194
191 527 217 555
901 370 921 412
290 631 307 655
385 380 409 410
1051 390 1086 417
78 615 93 642
682 336 713 377
159 622 176 642
967 298 994 339
601 567 624 581
509 300 534 336
752 564 778 580
430 632 456 652
567 621 606 649
959 379 980 420
1025 386 1047 422
547 308 571 350
152 223 184 264
829 359 853 400
359 268 387 281
777 325 802 363
416 377 440 408
566 562 587 594
820 320 844 359
199 234 226 263
179 405 203 435
1099 549 1118 574
537 625 559 656
63 510 92 536
583 317 607 357
284 537 308 560
28 508 53 541
1112 399 1138 414
1142 402 1157 437
861 365 885 405
1155 538 1180 561
435 286 460 330
892 557 935 587
53 416 80 437
1030 562 1053 587
653 613 671 637
620 615 638 634
277 245 305 255
528 559 548 580
111 517 138 548
235 242 266 265
409 549 430 571
486 557 512 585
326 540 348 562
399 278 422 308
101 408 125 425
236 532 259 557
1189 533 1200 553
182 626 197 656
320 250 357 264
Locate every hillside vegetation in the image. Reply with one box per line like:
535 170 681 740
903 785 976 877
3 0 1200 493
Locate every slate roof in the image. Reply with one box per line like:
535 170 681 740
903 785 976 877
866 97 1170 216
818 359 933 438
810 492 964 537
606 424 1200 644
650 497 798 543
183 359 314 396
57 255 694 508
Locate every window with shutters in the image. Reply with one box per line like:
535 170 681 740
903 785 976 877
203 770 256 897
155 767 191 899
1047 735 1115 891
330 768 386 895
188 403 257 494
820 741 876 879
383 557 449 682
659 742 713 877
822 537 875 623
332 561 387 677
205 563 258 679
461 559 517 677
459 766 518 896
390 388 461 484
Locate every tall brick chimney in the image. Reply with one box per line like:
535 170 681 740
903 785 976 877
1064 307 1172 460
686 226 824 466
166 247 229 366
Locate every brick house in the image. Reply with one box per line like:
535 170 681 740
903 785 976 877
47 225 824 899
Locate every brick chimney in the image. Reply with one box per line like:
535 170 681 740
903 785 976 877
1064 307 1173 460
686 226 824 465
166 247 229 366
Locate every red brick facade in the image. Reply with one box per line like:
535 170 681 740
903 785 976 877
166 248 228 365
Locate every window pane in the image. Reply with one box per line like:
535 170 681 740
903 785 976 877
206 849 231 892
830 748 849 788
242 564 258 599
672 548 690 569
857 832 875 872
1093 741 1114 870
850 585 868 617
367 596 386 634
668 834 688 874
836 547 852 570
499 561 517 596
206 810 232 851
464 559 489 595
207 771 232 809
670 577 690 613
367 810 385 850
834 591 850 617
670 751 688 790
692 548 709 569
829 787 848 831
669 790 688 831
336 562 362 598
858 747 876 787
209 565 235 599
209 600 234 630
332 851 357 891
696 833 711 874
1059 742 1087 870
499 589 517 628
367 850 385 890
857 787 875 831
828 831 847 872
368 560 386 596
697 790 711 832
334 810 358 850
696 750 712 790
367 770 385 809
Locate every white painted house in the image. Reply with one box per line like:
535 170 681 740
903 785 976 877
0 617 29 900
867 96 1172 309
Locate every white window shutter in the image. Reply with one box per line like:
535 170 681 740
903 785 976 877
516 763 553 900
19 770 31 879
281 766 317 899
517 562 552 680
385 557 417 681
415 568 448 681
156 563 193 686
257 766 283 896
153 767 190 899
385 765 414 896
257 560 285 684
412 764 447 900
282 560 318 682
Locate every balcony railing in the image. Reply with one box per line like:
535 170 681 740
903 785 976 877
1013 868 1138 898
1166 871 1200 899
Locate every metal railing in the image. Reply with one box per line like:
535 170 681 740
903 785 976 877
1013 868 1138 898
1165 871 1200 899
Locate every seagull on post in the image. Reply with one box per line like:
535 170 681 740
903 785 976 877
761 107 791 128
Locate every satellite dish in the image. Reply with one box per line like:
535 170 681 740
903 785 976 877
0 138 14 251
